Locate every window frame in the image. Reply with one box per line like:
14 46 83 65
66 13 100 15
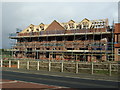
118 48 120 55
36 28 39 31
118 34 120 43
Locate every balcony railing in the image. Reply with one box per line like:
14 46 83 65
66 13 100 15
15 28 109 37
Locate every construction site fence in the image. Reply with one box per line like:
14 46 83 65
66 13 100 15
1 59 119 76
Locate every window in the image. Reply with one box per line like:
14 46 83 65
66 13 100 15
118 35 120 43
96 56 101 60
46 52 49 58
27 48 32 51
36 48 40 50
36 29 39 31
56 37 62 41
67 36 74 41
64 25 68 29
118 49 120 55
40 26 44 30
67 48 74 50
27 48 32 54
82 22 89 29
41 28 44 30
46 48 49 50
52 54 56 58
76 25 79 29
79 48 88 50
59 48 61 50
53 48 56 50
69 23 74 29
28 38 32 42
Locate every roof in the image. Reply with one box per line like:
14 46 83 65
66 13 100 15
45 20 65 31
19 18 109 33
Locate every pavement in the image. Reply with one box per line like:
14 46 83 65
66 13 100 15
1 79 65 89
2 67 120 82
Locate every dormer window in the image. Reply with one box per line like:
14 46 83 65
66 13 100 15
64 25 68 29
30 27 32 29
100 22 102 24
76 24 82 29
40 26 44 30
27 29 29 32
39 23 45 31
82 22 89 29
69 23 74 29
36 28 39 31
76 25 79 28
92 22 95 24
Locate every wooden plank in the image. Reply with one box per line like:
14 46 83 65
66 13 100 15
37 61 39 70
109 63 111 76
17 60 20 69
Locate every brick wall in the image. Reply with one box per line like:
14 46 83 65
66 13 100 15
114 23 120 33
114 48 120 61
114 23 120 61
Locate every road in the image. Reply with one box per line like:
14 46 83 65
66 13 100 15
2 70 120 88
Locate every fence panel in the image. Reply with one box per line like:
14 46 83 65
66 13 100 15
2 60 120 76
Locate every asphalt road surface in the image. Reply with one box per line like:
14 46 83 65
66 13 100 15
2 70 120 88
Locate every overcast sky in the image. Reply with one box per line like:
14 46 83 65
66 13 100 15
1 2 119 49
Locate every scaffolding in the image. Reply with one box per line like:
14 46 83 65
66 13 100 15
9 21 115 62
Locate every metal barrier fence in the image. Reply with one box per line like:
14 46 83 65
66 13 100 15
1 59 119 76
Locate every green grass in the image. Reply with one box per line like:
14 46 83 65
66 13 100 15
2 55 12 58
94 70 119 76
94 70 109 75
0 49 12 59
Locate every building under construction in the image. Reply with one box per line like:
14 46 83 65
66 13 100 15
9 18 120 62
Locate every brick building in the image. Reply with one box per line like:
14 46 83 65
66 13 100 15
9 18 119 62
114 23 120 61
